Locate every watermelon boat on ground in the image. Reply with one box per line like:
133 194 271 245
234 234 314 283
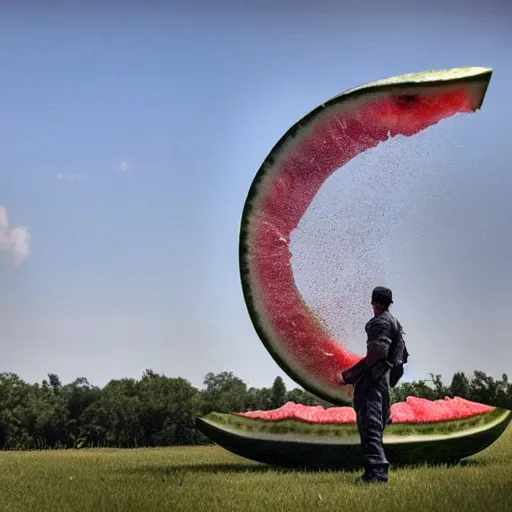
197 397 512 469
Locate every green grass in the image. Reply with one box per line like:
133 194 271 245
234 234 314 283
1 424 511 512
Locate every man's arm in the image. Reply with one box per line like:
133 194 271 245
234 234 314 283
341 317 393 385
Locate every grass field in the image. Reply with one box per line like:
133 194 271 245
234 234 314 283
1 424 511 512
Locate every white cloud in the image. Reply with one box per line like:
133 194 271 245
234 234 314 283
119 160 135 172
0 206 31 268
56 173 87 182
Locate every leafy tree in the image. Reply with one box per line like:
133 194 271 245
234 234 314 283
449 372 470 399
269 377 286 409
48 373 62 391
246 386 271 411
201 371 248 414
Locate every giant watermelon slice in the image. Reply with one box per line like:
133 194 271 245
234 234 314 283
197 398 511 469
239 67 493 405
197 67 510 468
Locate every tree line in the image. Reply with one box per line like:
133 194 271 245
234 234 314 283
0 369 510 450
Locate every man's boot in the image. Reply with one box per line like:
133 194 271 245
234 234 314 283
355 464 388 485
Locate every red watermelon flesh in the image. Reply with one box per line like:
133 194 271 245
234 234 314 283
241 68 492 404
237 397 494 424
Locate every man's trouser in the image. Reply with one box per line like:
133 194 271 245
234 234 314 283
353 373 391 469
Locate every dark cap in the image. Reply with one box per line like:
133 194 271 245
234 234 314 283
372 286 393 305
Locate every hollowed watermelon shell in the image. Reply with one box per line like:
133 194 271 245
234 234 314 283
197 398 511 469
239 67 492 405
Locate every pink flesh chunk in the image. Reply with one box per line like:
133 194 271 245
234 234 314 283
236 397 495 424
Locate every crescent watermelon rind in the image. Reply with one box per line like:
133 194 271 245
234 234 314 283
239 67 493 406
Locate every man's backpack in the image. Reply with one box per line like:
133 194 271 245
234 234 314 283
387 317 409 388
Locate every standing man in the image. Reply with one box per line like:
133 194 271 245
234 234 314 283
340 286 401 485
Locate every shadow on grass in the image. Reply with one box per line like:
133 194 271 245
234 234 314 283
120 457 489 477
122 462 304 476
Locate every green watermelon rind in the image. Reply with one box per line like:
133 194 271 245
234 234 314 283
205 406 506 438
238 67 492 405
196 408 511 469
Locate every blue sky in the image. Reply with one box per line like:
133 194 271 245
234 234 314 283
2 0 511 392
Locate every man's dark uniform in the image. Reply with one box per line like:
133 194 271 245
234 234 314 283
341 289 398 484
